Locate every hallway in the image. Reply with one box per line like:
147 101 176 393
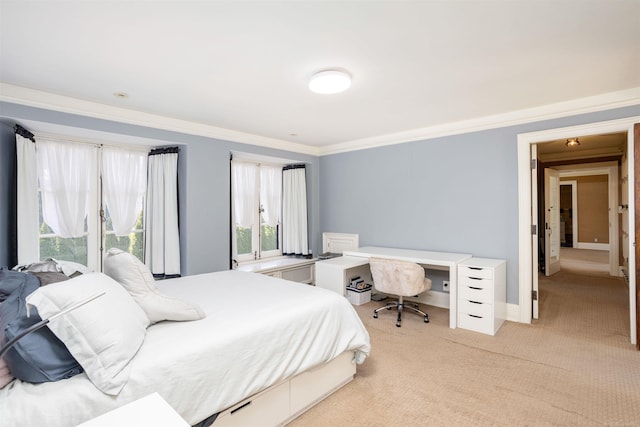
559 247 610 276
537 248 629 341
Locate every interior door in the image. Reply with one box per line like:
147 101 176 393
634 123 640 349
531 144 539 319
545 168 561 276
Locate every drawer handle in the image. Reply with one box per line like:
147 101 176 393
468 267 483 270
469 286 483 290
468 300 482 304
231 401 252 415
468 314 483 319
468 277 483 280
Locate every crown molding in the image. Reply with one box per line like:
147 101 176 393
2 83 638 158
318 87 640 156
0 83 321 157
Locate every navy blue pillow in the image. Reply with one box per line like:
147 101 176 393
0 270 83 383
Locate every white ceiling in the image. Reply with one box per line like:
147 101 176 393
1 1 639 153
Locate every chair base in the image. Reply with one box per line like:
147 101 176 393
373 296 429 327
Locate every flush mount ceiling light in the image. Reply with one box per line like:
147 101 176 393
566 137 580 147
309 69 351 94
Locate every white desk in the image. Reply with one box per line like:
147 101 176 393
314 255 371 296
337 246 472 329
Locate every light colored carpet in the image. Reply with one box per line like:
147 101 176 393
559 248 610 276
289 269 640 427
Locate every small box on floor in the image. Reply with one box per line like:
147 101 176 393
346 286 371 305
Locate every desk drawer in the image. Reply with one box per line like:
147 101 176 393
281 264 314 284
459 276 493 289
459 279 493 303
458 312 494 335
459 265 493 280
458 299 492 318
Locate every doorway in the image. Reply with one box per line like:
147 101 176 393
536 158 621 337
517 117 639 345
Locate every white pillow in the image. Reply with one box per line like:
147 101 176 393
103 248 205 323
26 272 149 395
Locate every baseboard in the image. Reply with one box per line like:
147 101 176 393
405 290 450 309
574 242 610 250
506 303 520 322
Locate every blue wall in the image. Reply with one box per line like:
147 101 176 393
0 122 16 268
2 100 639 303
0 102 320 275
320 105 640 305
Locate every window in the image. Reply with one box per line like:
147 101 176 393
36 139 147 270
38 192 91 266
231 160 282 262
104 208 145 261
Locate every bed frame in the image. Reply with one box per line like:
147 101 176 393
213 351 356 426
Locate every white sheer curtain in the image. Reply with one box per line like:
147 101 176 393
231 161 257 228
282 165 309 256
16 133 39 264
231 161 257 262
36 139 94 238
145 149 180 277
260 165 282 227
102 147 147 236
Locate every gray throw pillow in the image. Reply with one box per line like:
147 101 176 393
0 270 82 383
29 271 69 286
24 259 60 273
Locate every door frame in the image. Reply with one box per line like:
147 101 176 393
517 116 639 345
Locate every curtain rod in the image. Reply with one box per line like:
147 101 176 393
34 133 151 153
14 124 35 142
283 164 306 171
149 146 180 156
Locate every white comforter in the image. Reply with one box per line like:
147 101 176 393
0 270 370 427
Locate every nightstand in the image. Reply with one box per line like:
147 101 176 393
77 393 190 427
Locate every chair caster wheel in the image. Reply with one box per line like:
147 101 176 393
396 322 401 327
373 313 378 319
424 317 429 323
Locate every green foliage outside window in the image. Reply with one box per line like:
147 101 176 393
236 226 252 255
39 209 145 265
236 221 278 257
104 209 144 261
39 220 88 265
261 224 277 252
104 232 144 260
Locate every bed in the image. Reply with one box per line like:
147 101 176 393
0 269 371 427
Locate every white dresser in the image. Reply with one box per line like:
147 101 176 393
457 257 506 336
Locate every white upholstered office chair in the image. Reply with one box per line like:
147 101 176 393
369 257 432 327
